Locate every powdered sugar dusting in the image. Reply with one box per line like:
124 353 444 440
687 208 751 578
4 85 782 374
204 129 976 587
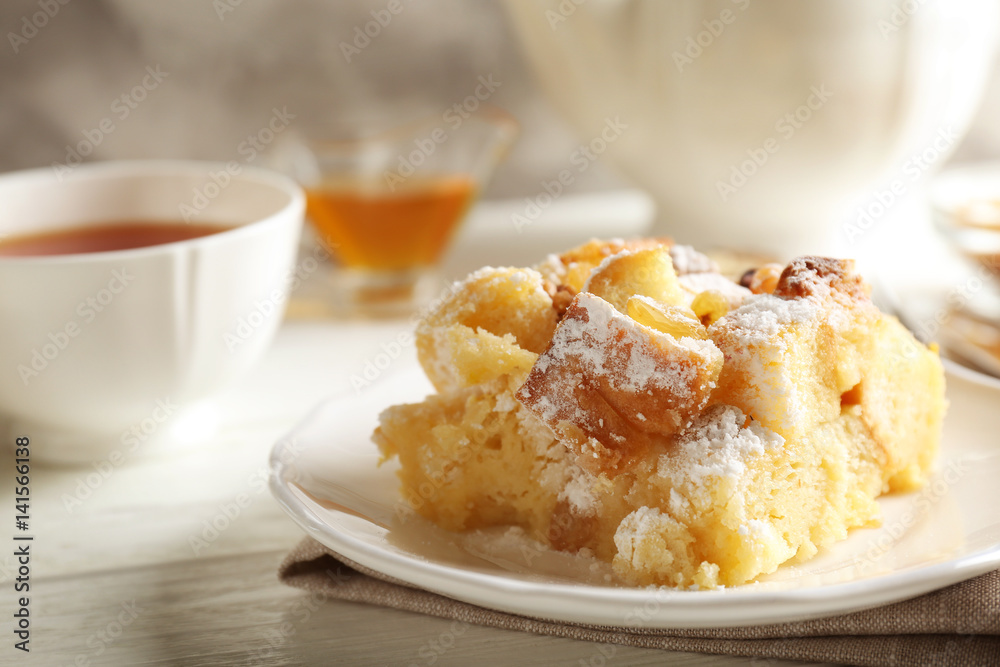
452 266 552 310
657 405 784 489
494 391 518 413
517 292 725 469
559 469 598 514
708 293 828 434
712 294 819 345
526 293 721 417
669 245 719 275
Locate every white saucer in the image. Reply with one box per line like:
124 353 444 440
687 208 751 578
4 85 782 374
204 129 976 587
270 365 1000 628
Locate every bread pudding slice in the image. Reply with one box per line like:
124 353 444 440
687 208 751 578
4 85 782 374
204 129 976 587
373 239 946 588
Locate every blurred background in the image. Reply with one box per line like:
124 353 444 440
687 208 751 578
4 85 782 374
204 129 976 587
3 0 1000 270
0 0 628 198
2 1 996 199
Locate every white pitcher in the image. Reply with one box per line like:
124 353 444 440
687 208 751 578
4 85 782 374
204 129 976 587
506 0 1000 258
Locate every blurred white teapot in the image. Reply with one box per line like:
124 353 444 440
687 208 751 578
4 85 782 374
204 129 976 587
506 0 1000 257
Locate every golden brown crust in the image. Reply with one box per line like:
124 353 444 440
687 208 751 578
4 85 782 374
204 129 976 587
556 237 673 273
774 256 871 302
539 237 673 294
515 292 723 475
545 282 576 322
415 267 557 391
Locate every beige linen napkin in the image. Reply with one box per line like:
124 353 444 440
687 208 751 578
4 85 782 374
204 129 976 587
279 537 1000 667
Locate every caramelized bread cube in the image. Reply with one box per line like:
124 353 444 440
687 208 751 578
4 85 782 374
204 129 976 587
516 292 723 474
582 246 687 314
710 258 945 490
534 237 671 294
416 267 557 391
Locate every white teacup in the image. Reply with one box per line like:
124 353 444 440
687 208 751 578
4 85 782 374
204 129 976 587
0 160 304 463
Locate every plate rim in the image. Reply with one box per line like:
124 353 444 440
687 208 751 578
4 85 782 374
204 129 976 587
269 367 1000 628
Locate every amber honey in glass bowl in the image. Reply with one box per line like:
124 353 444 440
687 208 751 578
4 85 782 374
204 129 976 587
282 108 517 317
304 175 477 271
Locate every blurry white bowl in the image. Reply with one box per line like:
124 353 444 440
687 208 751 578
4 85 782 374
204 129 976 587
0 161 304 463
506 0 1000 258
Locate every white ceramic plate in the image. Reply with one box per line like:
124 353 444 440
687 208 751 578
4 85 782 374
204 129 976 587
269 365 1000 628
